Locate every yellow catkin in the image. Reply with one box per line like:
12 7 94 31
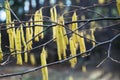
0 31 3 61
56 27 62 60
90 22 96 46
26 22 32 51
82 65 87 72
5 0 11 33
25 19 34 62
5 1 16 55
68 12 79 68
116 0 120 15
91 29 96 46
39 8 44 39
61 16 68 58
69 37 77 68
50 7 57 39
41 47 48 80
78 15 86 57
72 12 78 31
60 16 68 45
50 7 68 60
34 8 44 41
59 26 66 59
59 27 67 59
28 18 33 44
71 11 79 48
55 16 68 60
78 32 86 57
68 75 74 80
98 0 105 4
30 19 33 44
34 10 39 41
9 21 15 53
50 8 54 22
12 23 16 57
30 54 36 65
15 28 22 65
20 25 28 63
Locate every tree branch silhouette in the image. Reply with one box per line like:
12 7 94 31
0 32 120 78
0 1 120 79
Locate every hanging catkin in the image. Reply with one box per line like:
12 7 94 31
78 32 86 54
26 21 33 51
55 16 68 60
20 25 28 63
78 15 86 57
29 18 33 44
69 37 77 68
15 28 22 65
34 8 44 41
5 0 11 33
69 11 79 68
40 47 48 80
5 1 16 54
91 29 96 46
98 0 105 4
0 31 3 61
71 11 79 47
59 16 68 59
90 22 96 46
68 75 74 80
82 65 87 72
9 21 15 54
30 53 36 65
50 6 68 60
50 6 58 39
60 16 68 46
56 26 63 60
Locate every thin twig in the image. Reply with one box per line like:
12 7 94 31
0 33 119 78
96 57 108 68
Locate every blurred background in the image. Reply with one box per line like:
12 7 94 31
0 0 120 80
0 0 118 22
